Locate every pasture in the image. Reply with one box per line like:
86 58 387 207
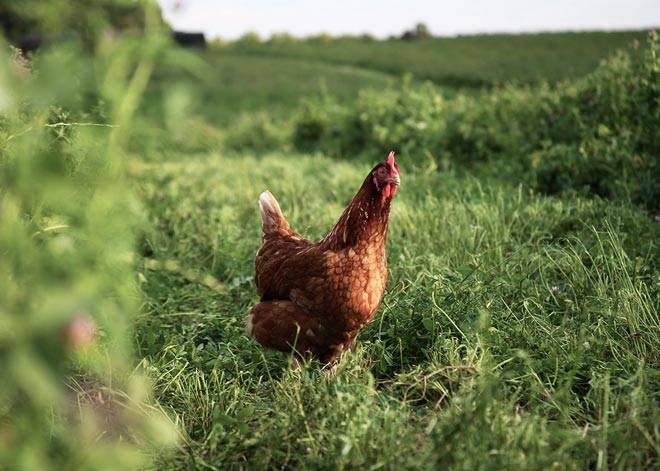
226 30 649 87
137 153 659 469
138 30 660 468
1 25 658 470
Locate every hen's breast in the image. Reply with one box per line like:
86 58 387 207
320 239 388 330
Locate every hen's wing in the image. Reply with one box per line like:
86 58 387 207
255 191 340 315
255 232 314 300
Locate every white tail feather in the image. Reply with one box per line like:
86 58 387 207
245 312 255 336
259 191 288 233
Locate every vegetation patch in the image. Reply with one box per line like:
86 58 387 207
1 10 658 469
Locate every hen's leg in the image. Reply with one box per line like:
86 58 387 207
246 301 321 357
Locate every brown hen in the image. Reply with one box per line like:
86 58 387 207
246 151 400 364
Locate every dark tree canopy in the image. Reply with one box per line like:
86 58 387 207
0 0 152 50
401 22 433 41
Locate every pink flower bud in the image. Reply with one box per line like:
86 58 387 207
63 313 97 349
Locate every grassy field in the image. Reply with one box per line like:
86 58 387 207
145 52 394 124
130 32 659 469
135 153 658 469
144 31 651 124
226 30 650 87
2 24 659 470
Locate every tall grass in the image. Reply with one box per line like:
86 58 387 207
131 33 658 469
134 153 659 469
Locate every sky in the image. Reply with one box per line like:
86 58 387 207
157 0 660 40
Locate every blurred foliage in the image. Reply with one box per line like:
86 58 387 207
235 31 262 47
0 3 179 470
143 51 392 127
0 0 152 50
400 22 433 41
223 111 290 152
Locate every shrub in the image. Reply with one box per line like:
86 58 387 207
224 111 290 152
290 34 659 210
294 79 447 159
529 34 659 210
533 140 631 199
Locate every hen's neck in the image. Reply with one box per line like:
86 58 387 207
320 181 391 250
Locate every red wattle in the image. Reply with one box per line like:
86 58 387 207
382 184 391 198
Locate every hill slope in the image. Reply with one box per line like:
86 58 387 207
227 30 651 87
147 52 395 124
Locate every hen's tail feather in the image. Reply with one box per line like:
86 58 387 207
259 191 290 234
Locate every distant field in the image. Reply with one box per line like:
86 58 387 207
147 53 394 124
145 31 651 124
226 30 650 87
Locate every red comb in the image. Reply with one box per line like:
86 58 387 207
387 150 395 168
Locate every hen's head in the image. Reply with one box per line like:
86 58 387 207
371 151 400 199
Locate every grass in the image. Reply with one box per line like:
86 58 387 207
127 33 659 469
145 52 394 124
132 153 659 469
3 24 658 470
227 30 651 87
